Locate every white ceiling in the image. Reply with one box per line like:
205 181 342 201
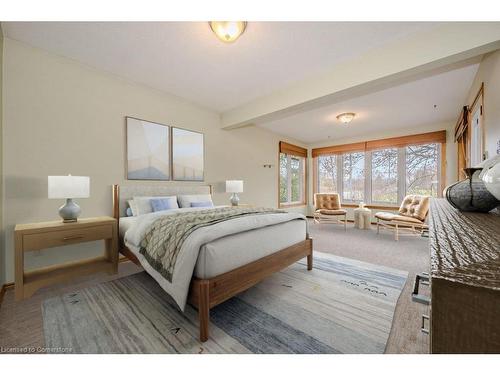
2 22 441 112
2 22 482 145
258 63 480 144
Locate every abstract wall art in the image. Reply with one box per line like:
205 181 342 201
126 117 170 180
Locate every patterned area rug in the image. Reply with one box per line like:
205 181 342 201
42 252 407 353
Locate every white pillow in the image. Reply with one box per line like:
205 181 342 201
131 196 178 216
177 194 213 208
127 199 138 217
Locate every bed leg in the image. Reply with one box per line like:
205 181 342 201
307 253 313 271
198 280 210 342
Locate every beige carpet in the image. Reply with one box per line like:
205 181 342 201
0 219 429 353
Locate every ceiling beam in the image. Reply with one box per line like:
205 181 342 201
221 23 500 129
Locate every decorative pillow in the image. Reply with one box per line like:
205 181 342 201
190 201 214 208
398 195 430 221
131 196 178 216
178 194 213 208
151 198 178 212
127 200 138 216
126 207 133 217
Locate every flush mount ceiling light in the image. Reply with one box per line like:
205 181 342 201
209 21 247 43
336 112 356 124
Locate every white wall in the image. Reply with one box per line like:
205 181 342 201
1 38 306 283
0 36 471 285
305 122 458 216
466 50 500 159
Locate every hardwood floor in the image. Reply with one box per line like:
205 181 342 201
0 221 429 353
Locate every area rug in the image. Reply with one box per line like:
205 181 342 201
42 252 407 354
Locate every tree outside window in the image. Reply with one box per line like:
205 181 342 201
280 153 305 205
406 144 439 197
342 152 364 201
315 142 440 205
318 155 337 193
372 148 398 204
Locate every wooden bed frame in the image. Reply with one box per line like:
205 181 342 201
112 184 313 342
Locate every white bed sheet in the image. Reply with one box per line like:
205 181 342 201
119 216 137 239
124 219 306 279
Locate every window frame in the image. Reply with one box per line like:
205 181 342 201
279 142 308 208
312 131 446 208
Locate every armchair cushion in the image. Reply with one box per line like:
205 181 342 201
316 208 347 216
314 193 341 210
375 212 424 224
398 195 430 221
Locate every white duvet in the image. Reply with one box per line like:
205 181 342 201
124 206 306 310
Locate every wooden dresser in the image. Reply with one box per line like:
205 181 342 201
426 199 500 353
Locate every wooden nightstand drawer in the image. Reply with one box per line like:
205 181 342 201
22 224 113 252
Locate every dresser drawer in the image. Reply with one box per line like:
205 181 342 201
22 224 113 251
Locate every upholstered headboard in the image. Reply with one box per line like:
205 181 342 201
112 184 212 218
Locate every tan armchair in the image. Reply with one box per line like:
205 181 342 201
313 193 347 230
375 194 430 240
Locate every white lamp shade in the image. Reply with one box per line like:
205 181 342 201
48 176 90 199
226 180 243 193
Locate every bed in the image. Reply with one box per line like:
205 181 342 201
112 184 313 342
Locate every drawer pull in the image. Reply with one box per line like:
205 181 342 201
420 272 430 286
421 314 430 334
412 273 431 305
62 235 84 241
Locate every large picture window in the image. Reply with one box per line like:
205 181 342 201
313 131 445 206
406 143 439 197
279 141 308 207
342 152 365 201
318 155 338 193
371 148 398 204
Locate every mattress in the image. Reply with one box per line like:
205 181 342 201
123 219 306 279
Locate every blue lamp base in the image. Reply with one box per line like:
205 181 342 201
59 198 82 223
230 193 240 206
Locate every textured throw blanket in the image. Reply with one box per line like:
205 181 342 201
139 207 285 282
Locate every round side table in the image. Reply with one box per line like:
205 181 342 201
354 207 372 229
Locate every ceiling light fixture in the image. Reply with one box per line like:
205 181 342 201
336 112 356 124
209 21 247 43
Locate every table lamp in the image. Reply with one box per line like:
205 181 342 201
48 175 90 222
226 180 243 206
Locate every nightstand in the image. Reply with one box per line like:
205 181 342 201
14 216 118 301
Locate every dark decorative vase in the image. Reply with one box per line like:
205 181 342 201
444 167 499 212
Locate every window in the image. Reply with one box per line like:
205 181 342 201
342 152 365 201
318 155 338 193
371 148 398 204
406 143 439 197
313 131 445 206
280 153 305 205
279 141 308 207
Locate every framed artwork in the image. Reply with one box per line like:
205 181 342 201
126 117 170 180
172 127 204 181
